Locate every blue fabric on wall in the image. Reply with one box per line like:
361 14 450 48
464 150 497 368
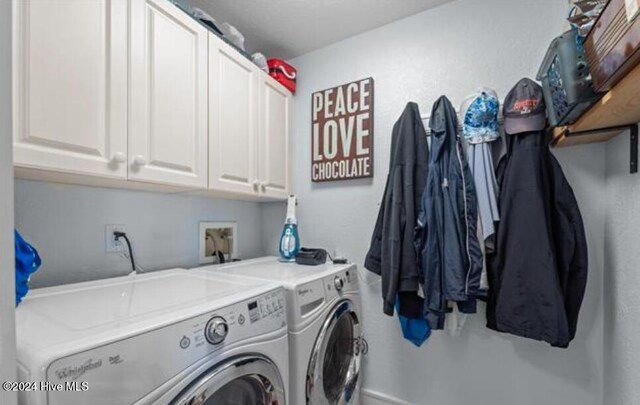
15 230 41 306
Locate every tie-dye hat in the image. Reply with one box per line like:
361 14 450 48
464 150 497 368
459 89 500 144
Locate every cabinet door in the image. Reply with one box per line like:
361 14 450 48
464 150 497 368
258 76 292 199
13 0 128 178
208 36 259 195
129 0 208 188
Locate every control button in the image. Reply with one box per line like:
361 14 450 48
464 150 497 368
179 335 191 349
205 316 229 345
334 276 344 292
238 314 245 325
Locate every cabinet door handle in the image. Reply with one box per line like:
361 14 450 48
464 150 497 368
133 155 147 166
253 180 260 190
260 181 268 190
112 152 126 163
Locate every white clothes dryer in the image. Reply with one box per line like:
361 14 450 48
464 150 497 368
196 257 363 405
15 269 289 405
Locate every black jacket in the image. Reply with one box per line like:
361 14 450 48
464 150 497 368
415 96 484 329
487 131 588 348
365 102 429 316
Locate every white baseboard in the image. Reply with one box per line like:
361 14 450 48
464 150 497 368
360 388 412 405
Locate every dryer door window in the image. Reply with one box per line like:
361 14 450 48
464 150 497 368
306 299 362 405
172 355 286 405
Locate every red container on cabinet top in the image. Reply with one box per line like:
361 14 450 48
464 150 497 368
268 59 297 94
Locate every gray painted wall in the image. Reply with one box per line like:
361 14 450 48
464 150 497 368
264 0 606 403
260 202 286 257
15 180 266 288
0 0 17 403
604 132 640 405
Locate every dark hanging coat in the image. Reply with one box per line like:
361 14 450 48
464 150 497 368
415 96 483 329
487 131 588 348
365 102 429 316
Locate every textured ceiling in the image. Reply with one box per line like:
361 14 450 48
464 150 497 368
186 0 452 59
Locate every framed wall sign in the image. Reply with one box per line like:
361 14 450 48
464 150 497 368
311 77 374 182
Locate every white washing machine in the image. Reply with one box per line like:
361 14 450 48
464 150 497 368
15 269 289 405
196 257 363 405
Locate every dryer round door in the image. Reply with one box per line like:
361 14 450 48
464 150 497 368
171 354 286 405
306 299 362 405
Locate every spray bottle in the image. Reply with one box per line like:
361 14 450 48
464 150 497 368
279 195 300 262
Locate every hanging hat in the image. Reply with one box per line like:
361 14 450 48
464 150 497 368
459 88 500 144
503 78 547 134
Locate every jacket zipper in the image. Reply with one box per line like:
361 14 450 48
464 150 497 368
455 137 473 296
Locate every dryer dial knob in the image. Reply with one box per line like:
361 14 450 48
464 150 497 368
334 276 344 292
205 316 228 345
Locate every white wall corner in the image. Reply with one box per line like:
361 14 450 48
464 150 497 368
0 0 17 404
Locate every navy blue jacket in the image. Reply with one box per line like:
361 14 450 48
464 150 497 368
415 96 483 329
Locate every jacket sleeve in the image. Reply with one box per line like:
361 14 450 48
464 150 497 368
554 163 588 340
381 167 405 316
364 168 404 316
364 180 389 275
398 164 420 293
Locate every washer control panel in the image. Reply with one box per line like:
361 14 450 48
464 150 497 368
204 316 229 345
248 293 285 323
45 287 287 405
183 288 286 351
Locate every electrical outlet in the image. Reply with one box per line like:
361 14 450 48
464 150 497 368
105 225 126 253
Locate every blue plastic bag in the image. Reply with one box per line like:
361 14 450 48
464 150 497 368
15 230 41 306
395 297 431 347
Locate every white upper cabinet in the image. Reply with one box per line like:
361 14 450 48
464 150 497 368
13 0 128 178
128 0 208 188
12 0 292 199
258 76 292 199
208 36 259 195
208 34 292 200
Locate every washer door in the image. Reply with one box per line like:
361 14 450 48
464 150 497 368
306 300 362 405
171 354 286 405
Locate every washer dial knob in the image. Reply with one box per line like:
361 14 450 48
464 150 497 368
205 316 229 345
334 276 344 291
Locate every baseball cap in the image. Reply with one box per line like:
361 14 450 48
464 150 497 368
503 78 546 134
459 88 500 144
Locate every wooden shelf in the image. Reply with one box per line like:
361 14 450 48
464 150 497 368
552 59 640 147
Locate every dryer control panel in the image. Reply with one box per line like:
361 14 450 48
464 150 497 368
323 266 357 299
293 264 358 319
